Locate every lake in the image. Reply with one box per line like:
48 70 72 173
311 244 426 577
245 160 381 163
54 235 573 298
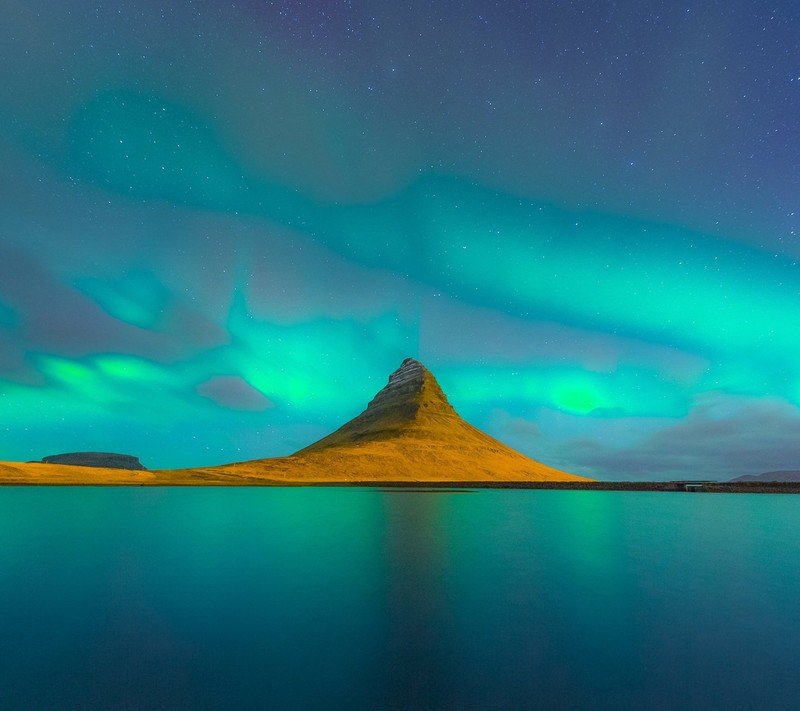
0 487 797 710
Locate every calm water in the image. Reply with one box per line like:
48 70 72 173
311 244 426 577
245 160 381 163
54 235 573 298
1 488 798 710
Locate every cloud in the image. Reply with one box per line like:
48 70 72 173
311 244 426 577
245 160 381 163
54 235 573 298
420 293 708 383
197 376 275 411
0 245 227 367
552 393 800 481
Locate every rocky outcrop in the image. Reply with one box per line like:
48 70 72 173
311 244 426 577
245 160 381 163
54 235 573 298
41 452 147 470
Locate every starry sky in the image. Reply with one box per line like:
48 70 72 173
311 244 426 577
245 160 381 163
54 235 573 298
1 0 799 479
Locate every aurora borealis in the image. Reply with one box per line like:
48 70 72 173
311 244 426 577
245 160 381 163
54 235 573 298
1 1 798 479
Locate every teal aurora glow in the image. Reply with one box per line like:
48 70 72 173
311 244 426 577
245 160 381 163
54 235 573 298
1 1 798 478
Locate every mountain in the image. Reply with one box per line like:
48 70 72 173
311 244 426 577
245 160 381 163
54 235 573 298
730 470 800 483
0 358 591 484
185 357 591 484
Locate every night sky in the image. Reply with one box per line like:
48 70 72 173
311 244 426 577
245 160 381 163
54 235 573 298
1 1 799 479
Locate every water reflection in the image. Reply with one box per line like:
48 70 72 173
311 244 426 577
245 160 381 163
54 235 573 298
378 489 465 709
2 488 800 709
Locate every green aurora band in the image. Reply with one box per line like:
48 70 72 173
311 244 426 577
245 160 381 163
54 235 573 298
2 0 798 478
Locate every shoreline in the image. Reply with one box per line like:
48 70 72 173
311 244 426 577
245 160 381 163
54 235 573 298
317 481 800 494
0 478 799 493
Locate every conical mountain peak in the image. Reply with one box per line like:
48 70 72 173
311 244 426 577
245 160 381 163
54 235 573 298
297 358 457 452
288 357 589 481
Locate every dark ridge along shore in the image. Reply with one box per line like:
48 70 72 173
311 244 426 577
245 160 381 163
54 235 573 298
348 481 800 494
0 477 797 494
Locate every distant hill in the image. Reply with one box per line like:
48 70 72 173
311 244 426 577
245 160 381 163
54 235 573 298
40 452 146 470
0 358 591 485
730 470 800 483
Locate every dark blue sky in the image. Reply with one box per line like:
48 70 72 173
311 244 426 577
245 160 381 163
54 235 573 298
1 0 799 478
